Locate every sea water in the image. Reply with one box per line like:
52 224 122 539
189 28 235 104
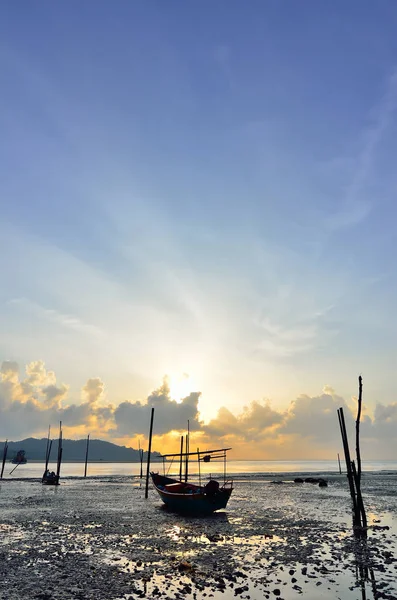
3 459 397 479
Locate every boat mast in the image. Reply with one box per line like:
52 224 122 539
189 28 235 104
179 435 183 481
184 420 190 482
197 447 201 487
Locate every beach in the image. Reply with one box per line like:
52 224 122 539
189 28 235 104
0 469 396 600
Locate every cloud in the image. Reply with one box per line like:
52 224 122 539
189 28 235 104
1 359 397 460
327 66 397 231
205 401 283 441
83 378 104 404
114 378 201 436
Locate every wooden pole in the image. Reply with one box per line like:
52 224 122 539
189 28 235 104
44 440 53 476
9 462 21 475
337 453 342 474
56 421 63 481
1 441 8 479
354 375 367 530
84 434 90 478
352 460 368 530
44 425 51 467
184 435 188 482
337 408 359 524
356 376 363 482
184 420 190 483
144 407 155 499
197 448 201 487
179 435 183 481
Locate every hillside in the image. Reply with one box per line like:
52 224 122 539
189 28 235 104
0 438 162 462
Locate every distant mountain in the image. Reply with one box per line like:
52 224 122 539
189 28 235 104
0 437 162 462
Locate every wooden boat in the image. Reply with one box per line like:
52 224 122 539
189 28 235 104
11 450 27 464
42 469 60 486
42 422 63 486
151 447 233 514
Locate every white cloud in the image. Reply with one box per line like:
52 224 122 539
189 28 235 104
1 359 396 460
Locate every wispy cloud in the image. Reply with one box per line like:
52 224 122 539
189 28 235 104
327 67 397 231
8 298 103 338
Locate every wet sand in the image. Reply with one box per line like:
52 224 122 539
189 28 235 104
0 473 396 600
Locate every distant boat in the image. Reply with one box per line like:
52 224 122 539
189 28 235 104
11 450 27 465
151 447 233 515
42 469 59 486
42 422 63 486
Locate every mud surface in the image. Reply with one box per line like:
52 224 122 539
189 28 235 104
0 474 396 600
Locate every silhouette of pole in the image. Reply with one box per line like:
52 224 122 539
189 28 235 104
184 420 190 482
56 421 63 481
44 440 53 477
1 441 8 479
84 434 90 478
145 408 155 499
44 425 51 466
179 435 184 481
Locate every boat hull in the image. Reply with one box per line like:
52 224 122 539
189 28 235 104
151 473 232 515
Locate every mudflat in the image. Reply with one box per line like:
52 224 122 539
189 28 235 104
0 473 396 600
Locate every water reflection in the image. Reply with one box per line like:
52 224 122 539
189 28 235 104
352 520 378 600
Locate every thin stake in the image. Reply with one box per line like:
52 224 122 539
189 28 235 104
1 441 8 479
337 453 342 474
145 407 155 499
44 439 53 478
45 425 51 466
179 436 183 481
184 434 188 482
185 420 190 483
84 434 90 478
9 462 20 475
352 460 368 530
56 421 63 481
356 375 363 482
197 447 201 487
337 407 359 523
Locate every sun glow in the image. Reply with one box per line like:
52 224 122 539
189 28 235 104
168 373 196 403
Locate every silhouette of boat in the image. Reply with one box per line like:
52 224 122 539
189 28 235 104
11 450 27 465
42 422 63 486
42 469 60 486
151 447 233 514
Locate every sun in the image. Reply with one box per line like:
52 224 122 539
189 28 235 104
168 373 196 403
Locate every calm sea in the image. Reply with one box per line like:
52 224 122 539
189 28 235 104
2 459 397 479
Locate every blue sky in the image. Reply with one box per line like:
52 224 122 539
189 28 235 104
1 2 397 437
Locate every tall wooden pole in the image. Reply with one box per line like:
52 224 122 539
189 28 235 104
45 425 51 465
145 408 155 499
356 376 363 482
84 434 90 478
44 440 52 475
56 421 63 480
337 407 358 523
179 435 184 481
184 420 190 482
197 448 201 487
1 441 8 479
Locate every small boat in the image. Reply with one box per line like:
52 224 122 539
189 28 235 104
11 450 27 465
42 422 63 486
42 469 59 486
151 447 233 515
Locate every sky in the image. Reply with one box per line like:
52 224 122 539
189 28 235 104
1 2 397 459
